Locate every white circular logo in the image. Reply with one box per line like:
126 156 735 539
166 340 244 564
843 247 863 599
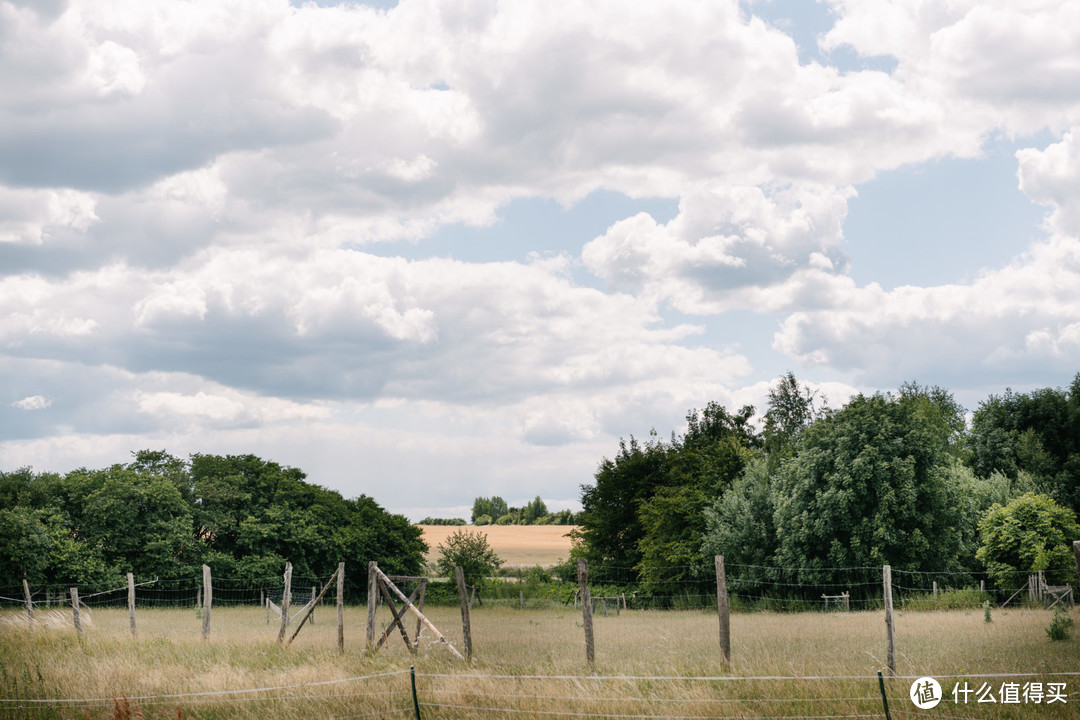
910 677 942 709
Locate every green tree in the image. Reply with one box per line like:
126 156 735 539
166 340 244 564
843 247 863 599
471 496 509 523
976 492 1080 589
435 529 503 585
701 458 777 594
523 496 548 524
772 389 968 586
967 374 1080 514
763 372 819 468
575 433 669 574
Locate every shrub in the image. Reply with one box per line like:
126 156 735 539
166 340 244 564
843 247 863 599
435 529 503 586
1046 608 1073 641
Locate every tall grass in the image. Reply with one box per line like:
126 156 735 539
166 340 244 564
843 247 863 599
1 603 1076 719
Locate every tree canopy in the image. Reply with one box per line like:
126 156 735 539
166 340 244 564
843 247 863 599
0 451 426 598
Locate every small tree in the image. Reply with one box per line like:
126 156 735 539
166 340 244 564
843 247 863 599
436 529 503 586
976 492 1080 588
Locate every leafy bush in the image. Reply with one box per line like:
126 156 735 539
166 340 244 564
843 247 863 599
1046 608 1073 641
435 529 503 586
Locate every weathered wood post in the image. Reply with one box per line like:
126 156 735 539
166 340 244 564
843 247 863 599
980 580 985 593
70 588 82 635
277 562 292 643
577 559 594 664
266 597 270 624
932 581 938 599
127 572 137 637
454 566 473 662
260 589 265 610
843 592 850 612
519 589 524 610
883 565 895 676
1073 541 1080 583
22 579 33 626
366 561 378 652
716 555 730 662
337 562 345 654
202 565 212 640
310 585 317 625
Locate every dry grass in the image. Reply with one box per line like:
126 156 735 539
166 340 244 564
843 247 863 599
419 525 576 567
1 603 1077 719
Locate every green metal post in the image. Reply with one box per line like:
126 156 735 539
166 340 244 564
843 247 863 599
410 665 421 720
877 670 892 720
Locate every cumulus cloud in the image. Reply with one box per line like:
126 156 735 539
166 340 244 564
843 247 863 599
582 183 853 313
11 395 51 410
4 0 1080 510
774 131 1080 386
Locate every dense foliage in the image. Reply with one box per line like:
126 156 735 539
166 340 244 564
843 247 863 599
471 495 577 525
0 451 426 598
435 529 503 586
576 373 1080 596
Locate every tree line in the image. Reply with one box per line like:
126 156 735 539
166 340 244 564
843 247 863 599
0 451 425 599
573 373 1080 598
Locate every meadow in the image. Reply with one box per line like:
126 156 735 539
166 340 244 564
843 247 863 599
1 601 1077 719
417 525 576 567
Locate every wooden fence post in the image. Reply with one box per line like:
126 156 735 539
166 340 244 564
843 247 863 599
128 572 137 637
70 588 82 635
202 565 212 640
310 585 317 625
366 561 378 652
277 562 292 643
337 562 345 654
715 555 730 662
455 566 473 662
22 579 33 626
577 559 594 664
932 581 937 599
883 565 895 676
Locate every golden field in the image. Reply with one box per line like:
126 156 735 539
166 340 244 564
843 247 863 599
2 603 1077 719
418 524 577 567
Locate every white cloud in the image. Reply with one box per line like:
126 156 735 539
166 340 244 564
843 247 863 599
774 131 1080 385
12 395 51 410
582 183 853 313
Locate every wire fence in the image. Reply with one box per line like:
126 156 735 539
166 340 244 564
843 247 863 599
0 668 1076 720
0 561 1067 618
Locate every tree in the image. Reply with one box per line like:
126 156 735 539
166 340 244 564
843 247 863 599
435 529 503 586
701 458 778 594
575 433 669 573
763 372 819 467
976 492 1080 588
471 496 508 523
523 496 548 524
772 389 969 585
966 374 1080 516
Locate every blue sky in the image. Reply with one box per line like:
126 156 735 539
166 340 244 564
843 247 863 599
2 0 1080 520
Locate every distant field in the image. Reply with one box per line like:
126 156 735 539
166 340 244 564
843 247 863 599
419 524 577 567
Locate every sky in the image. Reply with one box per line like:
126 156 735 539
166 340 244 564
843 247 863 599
2 0 1080 521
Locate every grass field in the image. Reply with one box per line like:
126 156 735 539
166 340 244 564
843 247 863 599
1 603 1077 719
418 525 576 567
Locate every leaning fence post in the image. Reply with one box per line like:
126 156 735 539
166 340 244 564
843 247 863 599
883 564 895 676
715 555 730 662
454 565 473 662
366 561 378 652
277 562 292 643
202 565 212 640
128 572 137 637
577 559 594 664
70 588 82 635
337 562 345 653
22 579 33 627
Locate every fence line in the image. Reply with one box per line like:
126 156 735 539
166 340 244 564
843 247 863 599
4 669 1075 717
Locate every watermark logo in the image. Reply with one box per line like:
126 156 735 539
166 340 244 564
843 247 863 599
910 677 942 709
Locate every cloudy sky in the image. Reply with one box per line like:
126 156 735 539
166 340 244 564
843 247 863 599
3 0 1080 520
